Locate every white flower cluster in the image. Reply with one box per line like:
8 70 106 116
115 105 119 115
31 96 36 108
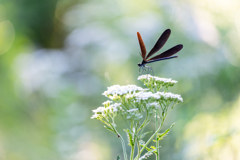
134 91 160 101
91 102 122 119
138 74 178 84
157 92 183 102
127 108 139 112
125 108 143 120
102 85 145 97
125 91 183 103
102 100 112 105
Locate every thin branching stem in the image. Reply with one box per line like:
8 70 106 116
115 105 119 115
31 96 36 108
156 112 159 160
139 115 167 155
111 117 128 160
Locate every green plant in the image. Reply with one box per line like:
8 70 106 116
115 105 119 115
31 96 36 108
91 74 183 160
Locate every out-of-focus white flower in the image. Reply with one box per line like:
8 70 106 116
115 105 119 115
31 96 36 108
135 114 143 119
107 93 120 100
109 103 122 112
127 108 138 112
154 77 177 84
102 100 112 105
92 107 105 113
138 75 178 84
147 102 160 108
137 74 153 80
108 105 118 113
125 94 134 99
113 103 122 107
157 92 183 102
91 106 106 119
102 85 144 97
135 92 160 101
91 114 100 119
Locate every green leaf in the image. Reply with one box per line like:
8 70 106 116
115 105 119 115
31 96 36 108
116 155 120 160
143 146 152 152
150 146 157 154
139 147 158 159
124 129 134 146
139 131 153 139
104 125 116 134
155 123 175 142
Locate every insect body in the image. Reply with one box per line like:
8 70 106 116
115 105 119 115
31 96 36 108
137 29 183 75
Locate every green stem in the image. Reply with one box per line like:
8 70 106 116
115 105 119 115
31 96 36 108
156 112 159 160
136 137 140 160
139 115 166 154
119 134 128 160
130 122 135 160
130 144 135 160
111 118 128 160
137 110 149 133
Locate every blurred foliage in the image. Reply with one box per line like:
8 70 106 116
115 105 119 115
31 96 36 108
0 0 240 160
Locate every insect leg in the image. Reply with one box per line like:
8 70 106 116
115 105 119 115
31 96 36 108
144 66 154 76
139 66 144 75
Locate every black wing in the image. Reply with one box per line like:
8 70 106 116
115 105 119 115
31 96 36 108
146 29 171 59
137 32 147 60
147 44 183 61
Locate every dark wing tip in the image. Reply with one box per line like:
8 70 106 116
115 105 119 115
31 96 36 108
177 44 183 50
162 29 171 37
164 29 171 35
165 28 171 32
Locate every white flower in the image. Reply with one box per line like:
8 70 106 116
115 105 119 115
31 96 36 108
147 102 159 108
102 100 112 105
153 76 178 84
91 106 107 119
91 114 98 119
112 103 122 112
102 85 144 97
92 107 105 113
135 92 160 101
135 114 143 119
113 103 122 107
107 93 119 100
127 108 138 112
125 93 134 99
151 93 161 99
171 80 178 83
103 103 122 113
108 105 117 113
137 74 153 80
156 92 183 102
138 75 178 85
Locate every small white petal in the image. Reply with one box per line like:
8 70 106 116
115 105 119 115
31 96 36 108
127 108 138 112
91 114 99 119
92 107 105 113
102 100 113 105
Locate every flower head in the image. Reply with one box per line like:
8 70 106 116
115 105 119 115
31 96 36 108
102 85 144 98
138 75 178 90
102 100 112 106
157 92 183 102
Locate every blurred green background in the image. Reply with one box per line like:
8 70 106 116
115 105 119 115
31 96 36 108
1 0 240 160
